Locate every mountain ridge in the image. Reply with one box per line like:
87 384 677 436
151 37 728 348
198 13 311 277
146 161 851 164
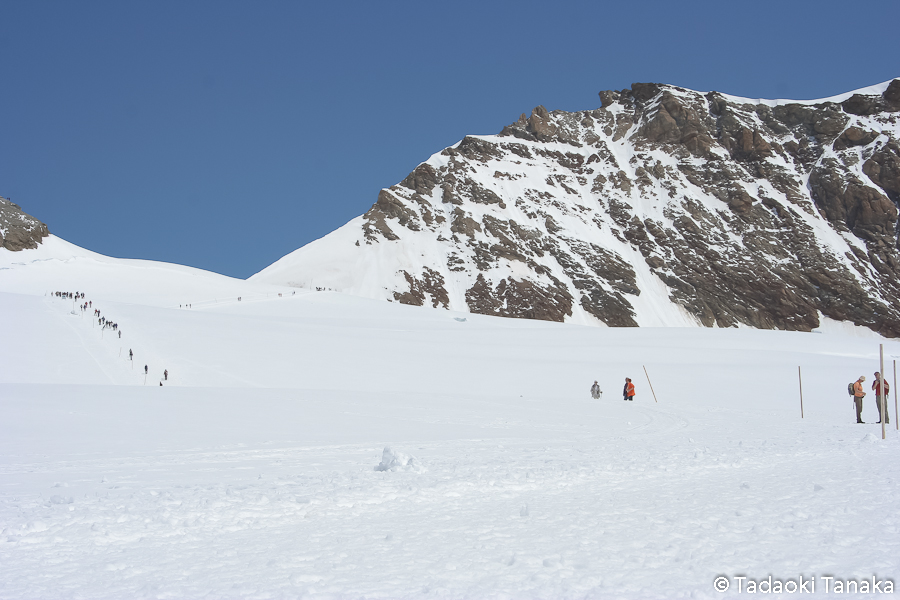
253 79 900 336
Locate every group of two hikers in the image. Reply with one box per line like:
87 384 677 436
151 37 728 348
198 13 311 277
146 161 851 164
851 372 891 424
590 378 636 401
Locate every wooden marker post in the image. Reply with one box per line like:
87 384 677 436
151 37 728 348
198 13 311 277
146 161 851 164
880 344 886 440
643 366 659 403
798 366 804 418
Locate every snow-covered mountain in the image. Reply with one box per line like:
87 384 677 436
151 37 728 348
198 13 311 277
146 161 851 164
252 80 900 336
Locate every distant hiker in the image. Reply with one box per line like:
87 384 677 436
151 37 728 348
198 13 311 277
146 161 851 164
129 349 133 360
144 365 148 375
164 369 168 381
590 381 602 399
623 377 635 401
873 372 890 424
853 376 866 423
118 330 121 338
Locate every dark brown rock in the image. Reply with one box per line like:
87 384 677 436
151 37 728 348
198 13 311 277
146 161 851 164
527 106 559 142
883 79 900 108
841 94 883 116
400 163 439 195
631 83 662 103
863 142 900 203
0 197 49 251
372 189 420 230
465 273 573 322
637 92 714 156
809 160 898 238
833 126 879 151
393 269 450 308
451 136 504 163
598 90 619 108
450 207 481 239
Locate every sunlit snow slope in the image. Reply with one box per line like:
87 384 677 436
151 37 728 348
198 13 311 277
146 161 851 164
2 237 900 599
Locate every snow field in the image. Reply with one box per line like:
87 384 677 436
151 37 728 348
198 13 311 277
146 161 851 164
2 384 898 599
2 243 900 598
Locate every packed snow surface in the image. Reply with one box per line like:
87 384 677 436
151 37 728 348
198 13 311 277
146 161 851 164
2 239 899 599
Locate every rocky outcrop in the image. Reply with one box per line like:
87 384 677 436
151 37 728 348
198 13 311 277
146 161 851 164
256 79 900 336
393 268 450 309
0 197 49 251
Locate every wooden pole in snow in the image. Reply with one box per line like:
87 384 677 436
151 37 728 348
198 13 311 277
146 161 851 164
643 366 659 403
798 366 804 418
880 344 886 440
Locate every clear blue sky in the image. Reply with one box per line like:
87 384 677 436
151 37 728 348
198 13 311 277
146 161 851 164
2 0 898 278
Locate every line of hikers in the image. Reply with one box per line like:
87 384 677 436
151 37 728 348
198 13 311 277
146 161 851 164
129 351 169 385
590 378 636 401
851 372 892 424
54 291 85 300
56 290 169 383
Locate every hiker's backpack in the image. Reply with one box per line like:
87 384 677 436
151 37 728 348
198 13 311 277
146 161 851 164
848 382 855 396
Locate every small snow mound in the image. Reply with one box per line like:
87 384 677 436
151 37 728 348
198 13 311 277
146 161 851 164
375 446 423 472
862 432 879 443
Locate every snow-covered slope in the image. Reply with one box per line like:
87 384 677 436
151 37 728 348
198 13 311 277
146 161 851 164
2 237 900 598
253 79 900 336
0 234 290 307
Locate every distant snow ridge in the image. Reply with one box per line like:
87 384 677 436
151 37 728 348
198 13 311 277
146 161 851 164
253 79 900 336
375 447 423 472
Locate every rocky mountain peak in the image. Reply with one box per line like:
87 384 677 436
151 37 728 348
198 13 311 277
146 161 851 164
254 79 900 337
0 196 49 251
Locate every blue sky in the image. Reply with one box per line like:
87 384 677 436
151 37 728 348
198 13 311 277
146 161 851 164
2 0 898 278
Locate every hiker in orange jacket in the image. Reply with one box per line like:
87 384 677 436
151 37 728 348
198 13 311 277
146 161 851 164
623 378 635 401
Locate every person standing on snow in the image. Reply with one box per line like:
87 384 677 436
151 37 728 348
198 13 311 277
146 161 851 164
144 365 148 375
853 375 866 423
623 378 635 401
164 369 168 381
873 371 890 424
129 349 133 361
590 381 602 399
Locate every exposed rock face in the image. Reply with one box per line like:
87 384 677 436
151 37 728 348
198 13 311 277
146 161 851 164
0 197 49 251
256 79 900 336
